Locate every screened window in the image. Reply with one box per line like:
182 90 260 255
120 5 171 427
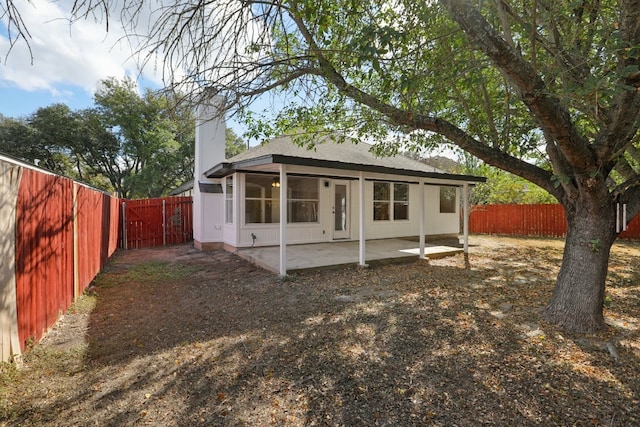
393 183 409 220
373 182 390 221
373 181 409 221
245 174 280 224
440 187 457 213
288 177 319 223
225 176 233 224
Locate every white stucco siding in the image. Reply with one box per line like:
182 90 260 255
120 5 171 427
196 193 224 242
238 224 328 247
353 181 460 240
424 185 460 235
359 180 420 240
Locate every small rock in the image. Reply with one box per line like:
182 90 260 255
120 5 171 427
526 329 545 338
499 303 513 312
606 341 619 361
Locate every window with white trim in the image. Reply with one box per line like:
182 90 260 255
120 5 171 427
287 176 319 223
225 176 233 224
393 183 409 220
373 181 409 221
245 174 280 224
440 186 457 213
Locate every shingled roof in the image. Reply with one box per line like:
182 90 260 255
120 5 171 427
205 135 485 183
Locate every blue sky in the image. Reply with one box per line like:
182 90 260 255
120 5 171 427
1 0 147 112
0 0 252 137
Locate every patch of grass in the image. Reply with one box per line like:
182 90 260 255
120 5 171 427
92 261 199 288
68 293 97 315
24 345 86 374
0 362 19 389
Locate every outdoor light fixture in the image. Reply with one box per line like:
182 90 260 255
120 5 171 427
272 178 280 188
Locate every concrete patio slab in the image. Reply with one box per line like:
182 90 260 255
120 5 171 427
235 238 464 274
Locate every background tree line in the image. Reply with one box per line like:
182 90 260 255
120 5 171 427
0 77 246 199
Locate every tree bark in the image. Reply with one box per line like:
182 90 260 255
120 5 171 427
542 197 618 333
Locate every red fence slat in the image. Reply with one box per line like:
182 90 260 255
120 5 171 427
11 166 189 356
13 167 120 354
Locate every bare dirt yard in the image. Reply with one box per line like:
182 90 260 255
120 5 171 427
1 235 639 426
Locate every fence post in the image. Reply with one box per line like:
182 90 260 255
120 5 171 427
162 199 167 246
73 183 79 301
121 201 127 250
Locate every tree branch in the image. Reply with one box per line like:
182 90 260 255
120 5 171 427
439 0 597 173
284 0 562 199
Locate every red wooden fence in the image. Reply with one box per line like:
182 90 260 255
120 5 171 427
469 204 640 239
15 169 74 349
121 196 193 249
14 170 121 350
75 186 121 296
4 153 194 361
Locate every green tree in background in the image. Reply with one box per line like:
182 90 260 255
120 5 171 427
0 106 77 176
87 77 195 198
0 78 196 198
226 128 247 159
458 156 556 205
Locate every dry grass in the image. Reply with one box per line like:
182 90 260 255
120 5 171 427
0 236 638 426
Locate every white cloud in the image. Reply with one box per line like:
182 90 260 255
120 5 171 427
0 0 161 96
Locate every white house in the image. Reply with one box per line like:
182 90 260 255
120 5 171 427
193 101 485 275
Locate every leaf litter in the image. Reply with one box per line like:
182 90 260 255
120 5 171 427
0 236 638 426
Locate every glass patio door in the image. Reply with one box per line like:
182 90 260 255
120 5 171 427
332 181 350 239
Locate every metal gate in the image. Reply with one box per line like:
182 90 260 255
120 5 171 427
121 196 193 249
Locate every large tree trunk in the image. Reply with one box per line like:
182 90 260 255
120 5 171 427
542 198 618 333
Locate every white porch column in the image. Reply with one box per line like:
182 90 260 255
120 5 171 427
358 172 366 266
419 179 425 259
279 165 287 276
463 183 469 253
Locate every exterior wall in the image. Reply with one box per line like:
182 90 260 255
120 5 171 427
358 182 459 240
424 185 460 236
194 192 224 248
233 173 330 247
227 170 463 248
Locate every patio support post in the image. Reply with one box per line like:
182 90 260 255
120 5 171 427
463 183 469 253
358 171 366 267
419 179 425 259
279 165 287 276
234 174 241 246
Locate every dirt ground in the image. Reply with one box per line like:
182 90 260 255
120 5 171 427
1 235 639 426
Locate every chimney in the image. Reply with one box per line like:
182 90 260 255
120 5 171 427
193 93 226 250
195 94 226 179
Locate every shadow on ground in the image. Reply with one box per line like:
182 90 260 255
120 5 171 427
3 237 639 426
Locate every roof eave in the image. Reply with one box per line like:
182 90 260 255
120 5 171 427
205 154 486 183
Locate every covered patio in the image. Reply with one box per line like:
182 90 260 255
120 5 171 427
235 238 464 274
